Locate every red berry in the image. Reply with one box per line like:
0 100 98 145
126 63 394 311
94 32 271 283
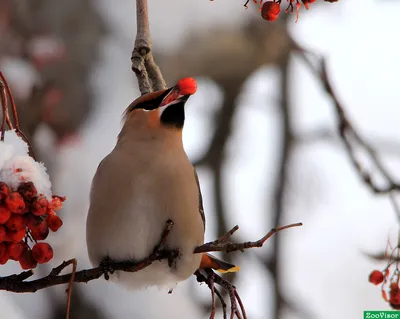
302 0 316 9
25 214 43 230
0 182 10 201
30 222 49 240
19 249 37 269
47 209 56 216
5 214 26 231
0 242 6 257
382 290 389 302
5 192 26 214
391 283 400 306
47 214 63 232
31 196 49 216
261 1 280 21
177 77 197 95
0 243 9 265
8 242 26 261
17 182 38 201
0 225 7 241
0 206 11 224
49 196 64 211
32 243 53 264
7 228 26 243
369 270 384 285
391 304 400 310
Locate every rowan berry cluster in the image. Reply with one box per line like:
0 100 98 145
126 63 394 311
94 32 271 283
369 265 400 309
241 0 339 22
0 181 65 269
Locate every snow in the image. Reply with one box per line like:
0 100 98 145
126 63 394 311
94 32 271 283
0 130 52 199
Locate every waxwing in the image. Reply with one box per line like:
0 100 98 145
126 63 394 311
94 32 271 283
86 78 238 290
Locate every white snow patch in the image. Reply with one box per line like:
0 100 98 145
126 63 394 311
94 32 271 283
0 130 52 199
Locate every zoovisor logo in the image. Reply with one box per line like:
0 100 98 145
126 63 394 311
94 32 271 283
364 311 400 319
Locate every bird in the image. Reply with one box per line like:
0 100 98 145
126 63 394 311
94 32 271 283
86 78 239 291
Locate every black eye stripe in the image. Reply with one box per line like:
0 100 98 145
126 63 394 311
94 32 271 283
135 102 158 110
132 88 173 111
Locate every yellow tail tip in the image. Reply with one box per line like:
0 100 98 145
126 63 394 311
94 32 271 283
216 266 241 273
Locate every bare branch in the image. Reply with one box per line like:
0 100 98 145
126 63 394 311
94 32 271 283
291 39 400 195
194 222 302 254
195 269 247 319
131 0 166 94
0 71 36 159
65 258 77 319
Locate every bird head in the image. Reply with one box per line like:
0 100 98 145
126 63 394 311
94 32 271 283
122 77 197 131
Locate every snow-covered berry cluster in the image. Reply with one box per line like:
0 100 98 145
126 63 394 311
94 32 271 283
0 130 65 269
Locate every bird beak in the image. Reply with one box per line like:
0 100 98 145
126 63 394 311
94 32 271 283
160 85 190 108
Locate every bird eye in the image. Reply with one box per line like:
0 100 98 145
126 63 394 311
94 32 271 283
135 102 158 111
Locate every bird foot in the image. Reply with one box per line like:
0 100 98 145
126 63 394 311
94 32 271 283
167 248 181 269
153 248 180 269
195 269 247 319
100 256 115 280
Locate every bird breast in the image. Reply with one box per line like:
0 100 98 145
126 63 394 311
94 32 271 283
86 147 204 286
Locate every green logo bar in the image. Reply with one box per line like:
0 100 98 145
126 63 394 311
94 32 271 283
364 311 400 319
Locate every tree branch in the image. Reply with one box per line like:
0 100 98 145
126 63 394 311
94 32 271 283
267 49 293 319
195 268 247 319
0 221 301 294
131 0 166 94
291 39 400 195
194 222 302 254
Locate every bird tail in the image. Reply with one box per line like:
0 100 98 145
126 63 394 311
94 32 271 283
200 253 240 273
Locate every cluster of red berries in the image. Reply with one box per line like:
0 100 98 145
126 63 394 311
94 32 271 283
245 0 339 22
0 181 65 269
369 268 400 309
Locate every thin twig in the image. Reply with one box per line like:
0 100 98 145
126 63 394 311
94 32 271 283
214 286 227 319
194 222 302 254
0 72 18 129
207 272 216 319
0 71 36 159
0 72 14 140
65 259 77 319
195 269 247 319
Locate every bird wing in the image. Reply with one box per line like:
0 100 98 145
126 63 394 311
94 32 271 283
199 253 240 273
193 167 206 230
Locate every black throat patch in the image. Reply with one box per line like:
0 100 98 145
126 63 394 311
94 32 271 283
160 103 185 129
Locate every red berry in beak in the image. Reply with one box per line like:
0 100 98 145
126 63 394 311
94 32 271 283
177 77 197 95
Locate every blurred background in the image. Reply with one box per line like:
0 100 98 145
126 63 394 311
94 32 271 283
1 0 400 318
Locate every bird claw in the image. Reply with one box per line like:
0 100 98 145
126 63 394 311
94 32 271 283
167 248 180 268
100 256 115 280
195 269 247 319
